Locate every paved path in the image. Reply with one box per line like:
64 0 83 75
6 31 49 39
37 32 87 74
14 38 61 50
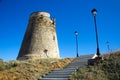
39 55 93 80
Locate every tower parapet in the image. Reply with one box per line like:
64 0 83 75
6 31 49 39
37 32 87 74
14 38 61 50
30 12 50 18
17 12 60 60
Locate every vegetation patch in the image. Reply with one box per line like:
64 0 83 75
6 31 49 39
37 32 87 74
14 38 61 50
71 51 120 80
0 58 73 80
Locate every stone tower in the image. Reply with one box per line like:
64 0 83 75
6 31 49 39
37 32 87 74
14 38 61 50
17 12 60 60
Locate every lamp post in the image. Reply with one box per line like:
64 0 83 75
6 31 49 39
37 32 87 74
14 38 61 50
91 9 100 57
106 41 110 53
75 31 79 57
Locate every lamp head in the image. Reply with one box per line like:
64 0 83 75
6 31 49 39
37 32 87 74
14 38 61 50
106 41 109 46
75 31 78 35
91 8 97 16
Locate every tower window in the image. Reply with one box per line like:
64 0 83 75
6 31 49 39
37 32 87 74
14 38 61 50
53 36 55 40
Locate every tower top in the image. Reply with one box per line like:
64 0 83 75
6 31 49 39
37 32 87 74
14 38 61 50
30 12 50 18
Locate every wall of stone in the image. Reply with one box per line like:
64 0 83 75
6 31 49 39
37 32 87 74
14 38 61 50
17 12 60 60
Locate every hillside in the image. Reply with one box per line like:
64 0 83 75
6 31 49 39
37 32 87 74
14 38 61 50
0 51 120 80
71 51 120 80
0 58 73 80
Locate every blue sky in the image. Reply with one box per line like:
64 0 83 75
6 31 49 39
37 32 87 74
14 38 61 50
0 0 120 61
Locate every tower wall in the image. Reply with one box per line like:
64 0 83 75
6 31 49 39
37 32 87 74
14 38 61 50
17 12 60 60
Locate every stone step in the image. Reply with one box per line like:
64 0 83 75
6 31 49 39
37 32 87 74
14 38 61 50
48 72 73 75
51 70 74 73
64 67 76 70
39 78 69 80
43 74 71 78
49 71 73 74
53 68 76 70
67 63 86 66
67 64 86 67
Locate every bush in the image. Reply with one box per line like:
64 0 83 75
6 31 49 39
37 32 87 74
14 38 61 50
102 57 120 80
0 58 3 71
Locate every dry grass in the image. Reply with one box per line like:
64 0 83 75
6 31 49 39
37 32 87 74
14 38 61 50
71 51 120 80
0 58 73 80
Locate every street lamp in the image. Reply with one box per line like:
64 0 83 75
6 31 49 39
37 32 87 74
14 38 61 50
106 41 110 53
75 31 79 57
91 8 100 57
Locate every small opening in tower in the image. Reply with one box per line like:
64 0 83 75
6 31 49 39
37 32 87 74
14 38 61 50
53 36 55 40
44 49 48 58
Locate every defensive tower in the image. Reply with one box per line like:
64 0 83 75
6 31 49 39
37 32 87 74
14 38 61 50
17 12 60 60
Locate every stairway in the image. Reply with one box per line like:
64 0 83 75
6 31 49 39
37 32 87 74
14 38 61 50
39 55 93 80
